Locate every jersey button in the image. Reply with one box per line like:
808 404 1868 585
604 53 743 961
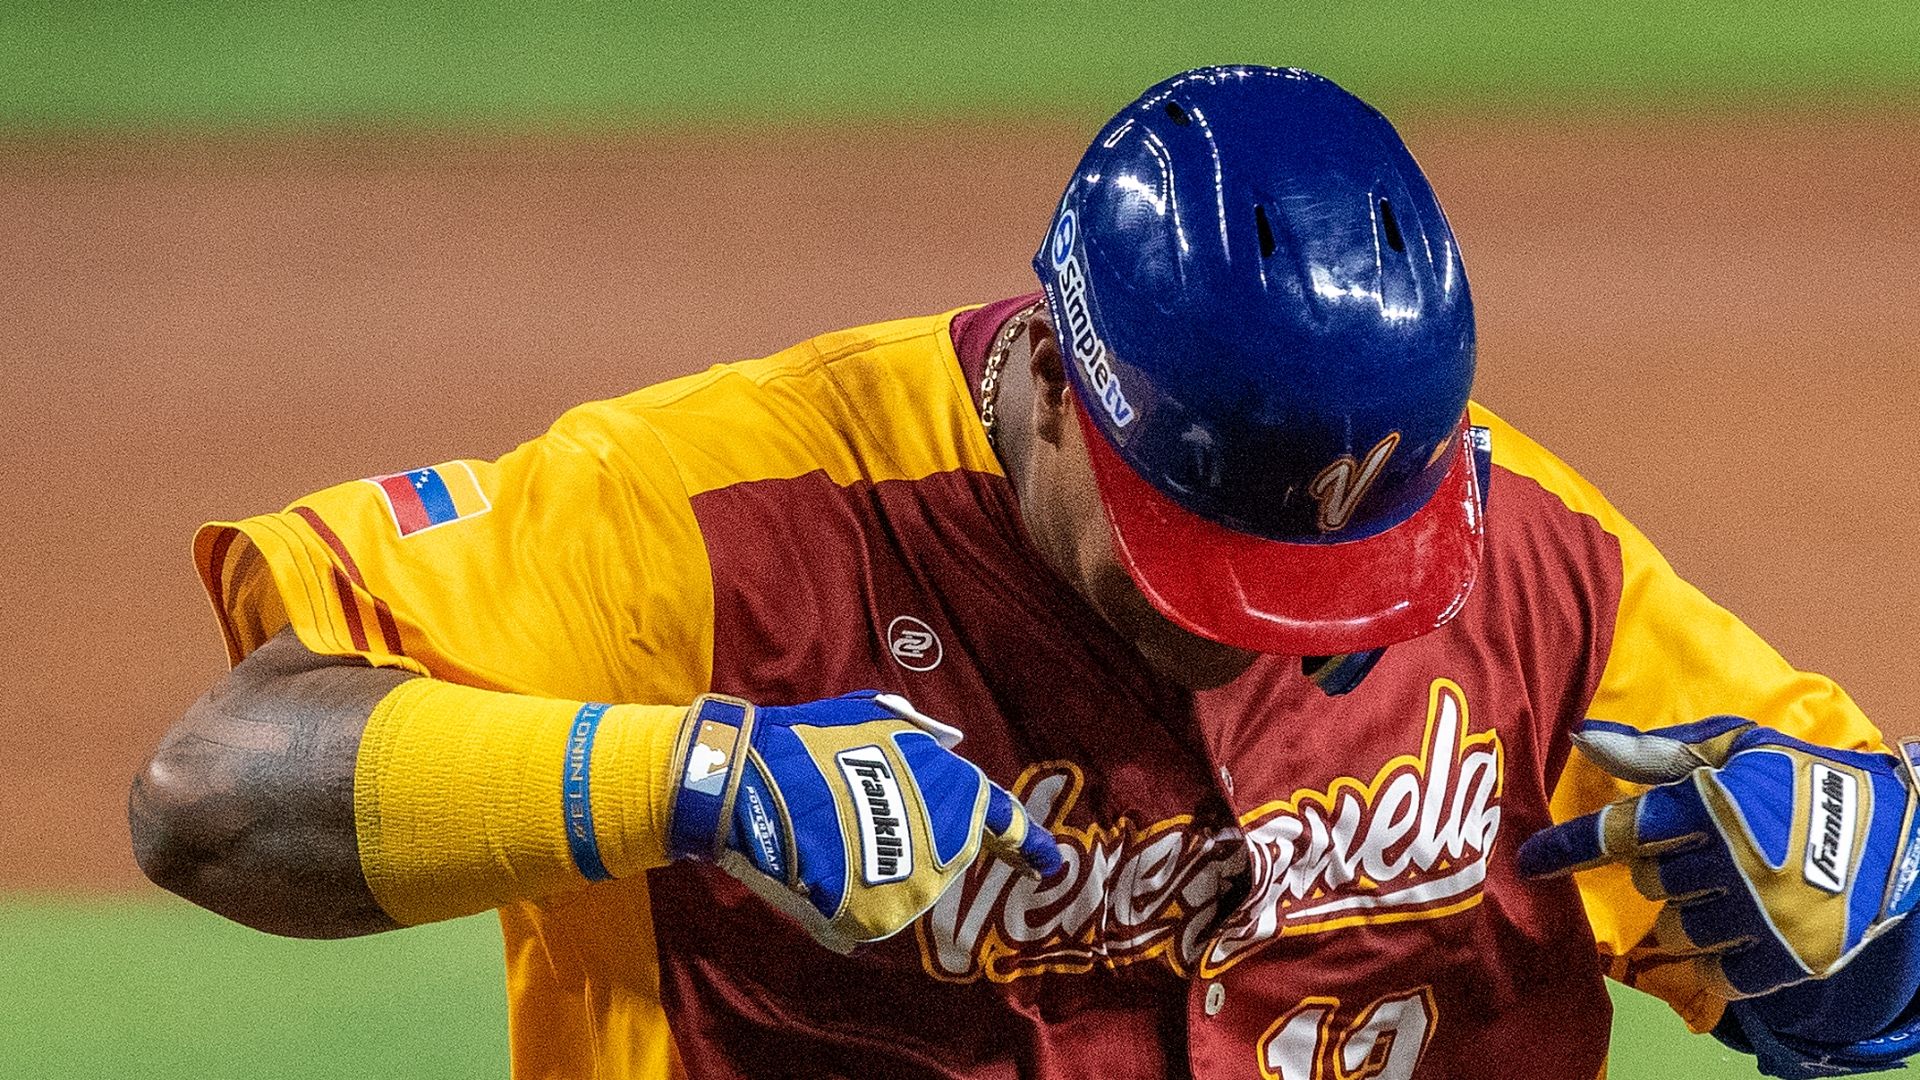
1204 981 1226 1016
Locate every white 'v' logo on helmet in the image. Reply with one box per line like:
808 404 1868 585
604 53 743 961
1309 433 1401 532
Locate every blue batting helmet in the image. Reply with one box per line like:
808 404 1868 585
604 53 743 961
1033 66 1482 656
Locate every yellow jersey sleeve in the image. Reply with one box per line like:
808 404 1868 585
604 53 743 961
195 401 714 703
190 307 993 1080
1472 403 1887 1032
195 305 989 706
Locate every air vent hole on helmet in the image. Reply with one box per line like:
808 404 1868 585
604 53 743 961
1379 198 1406 252
1165 102 1191 125
1254 204 1277 258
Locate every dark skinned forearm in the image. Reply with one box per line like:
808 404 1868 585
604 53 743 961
130 629 412 938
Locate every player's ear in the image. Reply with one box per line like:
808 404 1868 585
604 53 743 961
1028 316 1071 447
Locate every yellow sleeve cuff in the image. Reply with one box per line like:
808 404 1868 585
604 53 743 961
353 678 684 926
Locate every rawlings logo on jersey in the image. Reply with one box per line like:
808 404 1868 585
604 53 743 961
916 762 1245 983
1203 678 1502 974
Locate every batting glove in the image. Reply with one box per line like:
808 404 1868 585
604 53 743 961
1518 716 1920 1000
666 690 1062 953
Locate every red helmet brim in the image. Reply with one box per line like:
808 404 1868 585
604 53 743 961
1077 400 1485 656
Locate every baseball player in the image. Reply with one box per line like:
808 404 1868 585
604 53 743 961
131 67 1920 1079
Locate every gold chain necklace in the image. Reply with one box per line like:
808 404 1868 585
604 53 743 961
979 300 1044 448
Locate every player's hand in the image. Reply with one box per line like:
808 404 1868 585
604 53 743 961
1517 716 1920 999
665 690 1062 953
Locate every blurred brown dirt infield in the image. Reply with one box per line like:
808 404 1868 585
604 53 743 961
2 113 1915 889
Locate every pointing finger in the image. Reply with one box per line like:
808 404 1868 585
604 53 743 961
1518 806 1612 879
1519 780 1714 879
981 784 1063 879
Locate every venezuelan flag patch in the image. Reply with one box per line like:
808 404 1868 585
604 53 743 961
366 462 491 537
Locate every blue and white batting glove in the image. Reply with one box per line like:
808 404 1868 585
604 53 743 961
666 690 1062 953
1518 716 1920 1000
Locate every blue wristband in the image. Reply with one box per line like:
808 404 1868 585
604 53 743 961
668 696 751 861
562 702 615 882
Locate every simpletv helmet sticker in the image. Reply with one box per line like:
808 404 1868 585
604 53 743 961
1049 210 1135 429
1051 209 1077 265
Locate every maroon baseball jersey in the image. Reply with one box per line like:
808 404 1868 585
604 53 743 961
198 297 1887 1078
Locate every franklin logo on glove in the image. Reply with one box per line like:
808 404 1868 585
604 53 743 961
666 690 1061 953
839 748 911 884
1518 716 1920 1004
1804 763 1856 894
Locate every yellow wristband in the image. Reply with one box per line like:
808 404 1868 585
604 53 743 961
353 678 684 926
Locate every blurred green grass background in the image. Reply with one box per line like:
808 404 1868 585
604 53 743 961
2 0 1916 130
7 3 1913 1076
0 897 1766 1078
0 898 508 1077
